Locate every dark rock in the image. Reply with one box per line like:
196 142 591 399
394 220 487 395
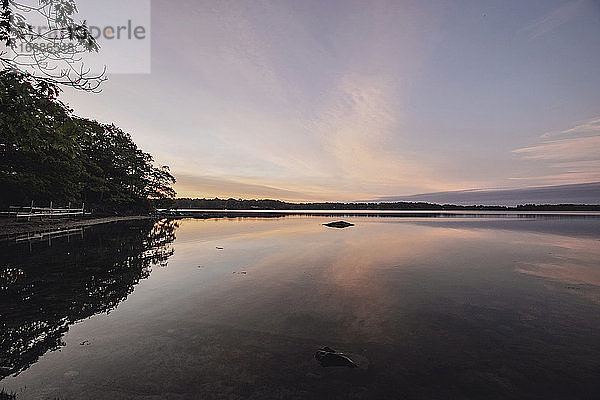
323 221 354 228
314 346 357 368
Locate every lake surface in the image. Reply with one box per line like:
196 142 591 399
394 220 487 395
1 215 600 399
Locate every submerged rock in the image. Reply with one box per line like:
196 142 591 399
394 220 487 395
323 221 354 228
314 346 357 368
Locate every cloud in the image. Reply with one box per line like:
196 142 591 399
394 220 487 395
174 174 316 201
69 0 600 200
513 135 600 160
508 172 600 185
524 0 584 39
310 74 445 195
511 116 600 184
146 1 455 200
169 72 448 201
541 116 600 138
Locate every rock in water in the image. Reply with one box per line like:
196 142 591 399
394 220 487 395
314 347 357 368
323 221 354 228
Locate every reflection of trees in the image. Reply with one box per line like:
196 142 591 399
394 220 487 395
0 219 178 380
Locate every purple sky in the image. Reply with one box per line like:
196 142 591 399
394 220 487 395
62 0 600 201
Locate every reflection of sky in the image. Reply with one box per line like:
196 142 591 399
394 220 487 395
4 216 600 398
115 216 600 341
58 0 600 201
515 234 600 287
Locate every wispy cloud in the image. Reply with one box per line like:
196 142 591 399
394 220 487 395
61 0 600 199
174 74 447 201
175 174 323 201
513 135 600 160
315 76 433 186
512 116 600 184
508 171 600 185
524 0 584 39
541 116 600 138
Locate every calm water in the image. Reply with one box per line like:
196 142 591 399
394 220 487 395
1 215 600 399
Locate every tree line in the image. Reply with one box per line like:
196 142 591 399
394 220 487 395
0 71 176 214
172 198 600 211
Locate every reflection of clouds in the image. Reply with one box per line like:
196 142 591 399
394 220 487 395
229 219 484 341
516 263 600 286
172 217 490 342
171 217 600 342
510 234 599 252
325 226 481 289
320 227 482 341
514 234 600 286
173 216 320 246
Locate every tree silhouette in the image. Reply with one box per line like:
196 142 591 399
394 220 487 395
0 0 105 91
0 70 176 212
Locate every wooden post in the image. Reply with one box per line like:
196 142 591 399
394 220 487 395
50 201 53 219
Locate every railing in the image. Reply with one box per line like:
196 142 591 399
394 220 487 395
1 201 87 220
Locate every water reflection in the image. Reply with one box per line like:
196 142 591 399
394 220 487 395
1 216 600 399
0 219 177 380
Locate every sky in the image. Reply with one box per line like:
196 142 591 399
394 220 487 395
61 0 600 201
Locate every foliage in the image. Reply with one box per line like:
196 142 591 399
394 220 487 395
0 0 105 91
0 70 175 213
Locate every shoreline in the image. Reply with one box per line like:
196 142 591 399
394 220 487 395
0 215 152 238
157 209 600 217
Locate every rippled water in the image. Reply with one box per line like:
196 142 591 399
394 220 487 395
1 215 600 399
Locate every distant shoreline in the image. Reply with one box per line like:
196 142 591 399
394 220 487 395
157 208 600 217
0 215 151 238
169 198 600 212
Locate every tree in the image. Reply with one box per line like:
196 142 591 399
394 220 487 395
0 0 105 92
0 69 84 204
0 70 176 213
76 120 177 213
